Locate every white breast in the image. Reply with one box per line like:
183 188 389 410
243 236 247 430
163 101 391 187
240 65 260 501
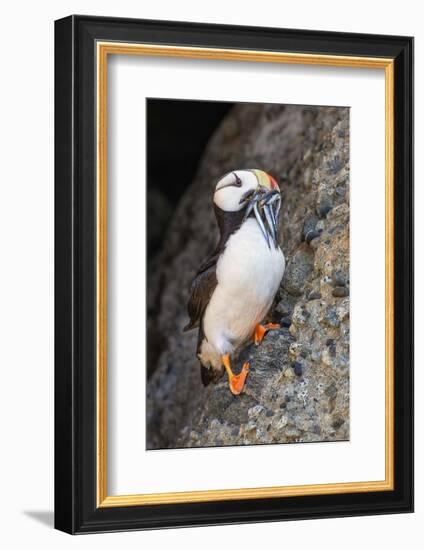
199 218 285 368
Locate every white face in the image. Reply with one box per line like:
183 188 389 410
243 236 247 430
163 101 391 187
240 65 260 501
214 169 282 248
213 170 259 212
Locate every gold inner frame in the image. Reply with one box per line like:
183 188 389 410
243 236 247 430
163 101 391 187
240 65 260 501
96 42 395 508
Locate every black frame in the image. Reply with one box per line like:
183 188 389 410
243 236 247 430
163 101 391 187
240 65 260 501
55 15 414 534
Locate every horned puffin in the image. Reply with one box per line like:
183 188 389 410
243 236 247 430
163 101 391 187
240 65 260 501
184 169 285 396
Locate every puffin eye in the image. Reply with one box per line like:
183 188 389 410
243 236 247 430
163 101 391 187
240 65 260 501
216 172 244 192
233 173 242 187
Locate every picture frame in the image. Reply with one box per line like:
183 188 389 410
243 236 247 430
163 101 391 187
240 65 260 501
54 15 413 534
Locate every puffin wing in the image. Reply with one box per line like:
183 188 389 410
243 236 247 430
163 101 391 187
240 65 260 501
183 254 218 332
184 204 246 333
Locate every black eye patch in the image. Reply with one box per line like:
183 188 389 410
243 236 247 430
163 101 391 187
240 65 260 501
233 172 242 187
217 172 243 191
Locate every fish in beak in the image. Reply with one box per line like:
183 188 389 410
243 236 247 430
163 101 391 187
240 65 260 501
239 169 281 248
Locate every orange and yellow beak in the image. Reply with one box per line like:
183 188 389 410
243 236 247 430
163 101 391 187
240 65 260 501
251 169 280 192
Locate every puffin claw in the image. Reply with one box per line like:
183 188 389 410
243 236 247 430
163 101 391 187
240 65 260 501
229 362 250 395
222 354 250 396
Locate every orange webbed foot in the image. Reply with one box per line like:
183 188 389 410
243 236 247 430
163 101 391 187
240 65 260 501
229 362 250 396
254 323 281 346
222 354 250 396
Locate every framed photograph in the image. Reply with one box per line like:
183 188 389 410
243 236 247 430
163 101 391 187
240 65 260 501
54 15 413 534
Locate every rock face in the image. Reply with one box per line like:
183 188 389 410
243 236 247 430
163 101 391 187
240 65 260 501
147 104 350 449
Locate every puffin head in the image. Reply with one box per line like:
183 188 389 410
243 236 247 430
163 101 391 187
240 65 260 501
213 169 281 247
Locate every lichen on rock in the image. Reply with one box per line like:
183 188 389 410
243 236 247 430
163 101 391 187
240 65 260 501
147 104 350 449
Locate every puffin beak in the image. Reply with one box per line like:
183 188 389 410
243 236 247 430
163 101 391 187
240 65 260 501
262 191 280 246
239 185 281 249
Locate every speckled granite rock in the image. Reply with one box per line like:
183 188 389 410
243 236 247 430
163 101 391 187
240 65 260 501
147 104 350 449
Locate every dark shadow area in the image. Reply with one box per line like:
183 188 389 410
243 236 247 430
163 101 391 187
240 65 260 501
23 510 54 528
147 98 233 259
146 98 233 377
